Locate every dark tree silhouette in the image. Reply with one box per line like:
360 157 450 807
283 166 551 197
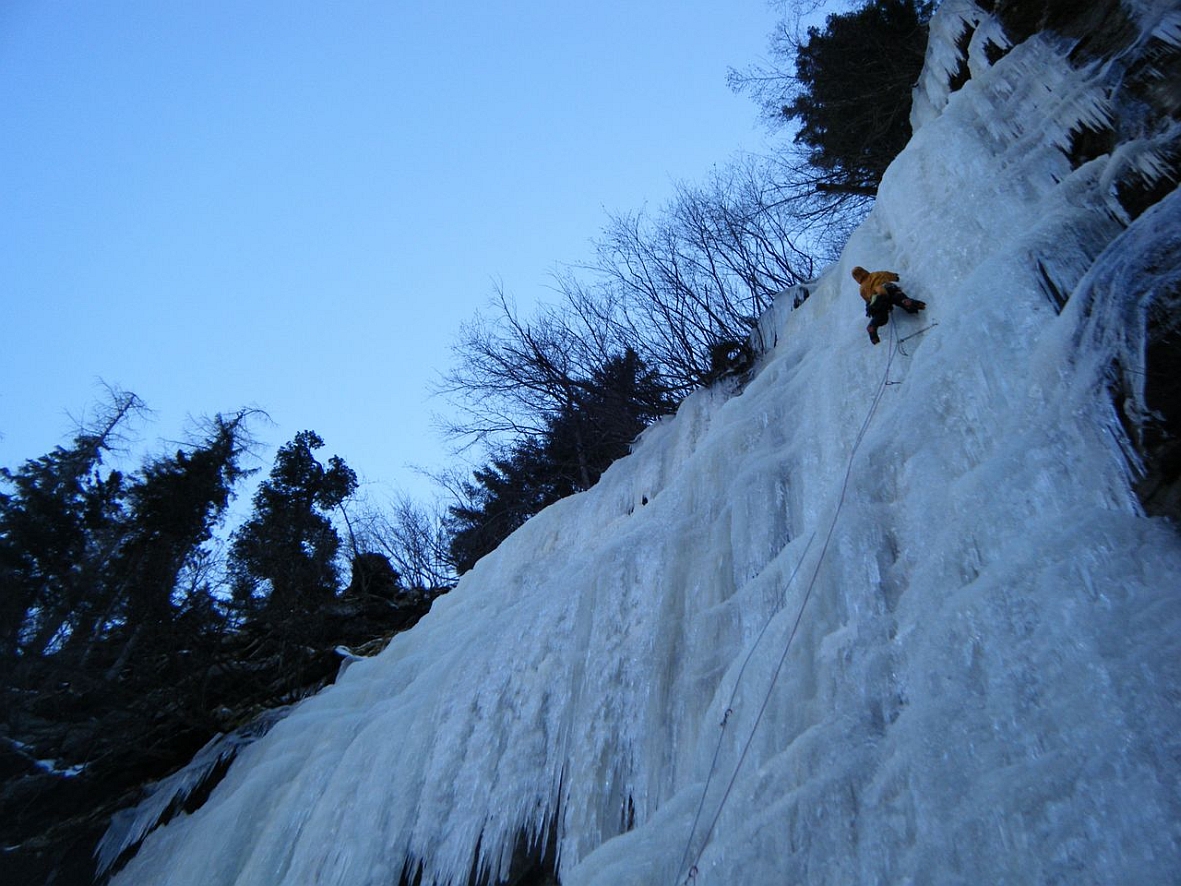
786 0 934 196
96 413 252 676
0 389 144 659
446 350 672 574
228 430 357 621
731 0 934 200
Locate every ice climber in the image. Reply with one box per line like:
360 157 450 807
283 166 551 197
852 266 926 345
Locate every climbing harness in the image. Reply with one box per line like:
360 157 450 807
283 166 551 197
673 324 901 885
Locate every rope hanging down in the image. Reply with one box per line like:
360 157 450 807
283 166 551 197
671 530 818 884
674 321 901 885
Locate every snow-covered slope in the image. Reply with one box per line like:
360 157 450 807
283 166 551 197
110 2 1181 883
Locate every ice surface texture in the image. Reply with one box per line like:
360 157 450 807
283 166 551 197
110 4 1181 884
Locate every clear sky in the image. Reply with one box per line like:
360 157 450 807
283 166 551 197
1 1 781 504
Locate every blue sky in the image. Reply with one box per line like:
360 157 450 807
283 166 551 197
1 1 781 503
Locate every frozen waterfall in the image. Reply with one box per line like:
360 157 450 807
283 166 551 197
108 2 1181 883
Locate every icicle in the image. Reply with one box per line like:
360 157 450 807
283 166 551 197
96 706 294 876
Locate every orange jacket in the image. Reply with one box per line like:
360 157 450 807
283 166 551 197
851 266 900 303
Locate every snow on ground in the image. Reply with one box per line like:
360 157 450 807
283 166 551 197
110 3 1181 884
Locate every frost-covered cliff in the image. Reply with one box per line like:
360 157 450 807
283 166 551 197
108 2 1181 883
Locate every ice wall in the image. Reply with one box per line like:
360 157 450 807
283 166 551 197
110 3 1181 884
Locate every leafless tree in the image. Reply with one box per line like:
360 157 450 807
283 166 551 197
728 0 843 130
343 493 454 591
570 156 820 388
434 285 638 449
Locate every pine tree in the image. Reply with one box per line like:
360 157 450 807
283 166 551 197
446 350 672 574
0 391 143 659
785 0 934 196
446 443 554 576
546 348 672 491
96 413 250 674
228 431 357 623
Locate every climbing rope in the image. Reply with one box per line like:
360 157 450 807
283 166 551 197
896 321 938 356
673 322 901 885
672 530 818 885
